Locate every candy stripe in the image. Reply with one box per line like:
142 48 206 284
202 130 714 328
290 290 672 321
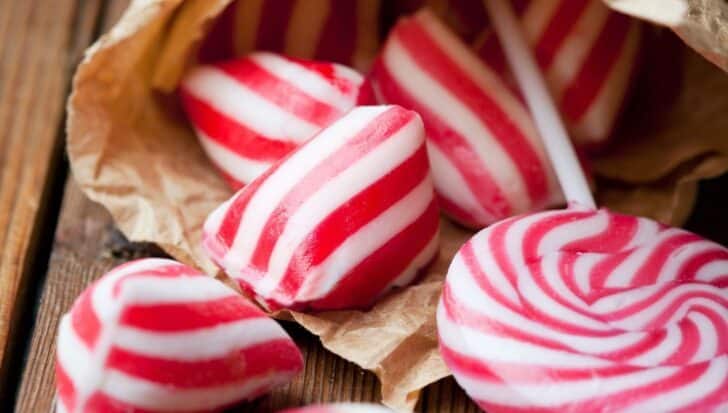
203 106 439 310
180 53 363 189
438 206 728 412
56 259 303 413
371 9 560 228
474 0 641 146
200 0 380 71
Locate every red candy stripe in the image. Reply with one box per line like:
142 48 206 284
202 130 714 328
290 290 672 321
56 258 303 413
203 106 440 311
438 206 728 412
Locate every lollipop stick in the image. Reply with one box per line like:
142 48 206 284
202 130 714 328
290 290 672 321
482 0 596 208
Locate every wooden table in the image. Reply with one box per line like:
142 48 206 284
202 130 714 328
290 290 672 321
2 1 727 412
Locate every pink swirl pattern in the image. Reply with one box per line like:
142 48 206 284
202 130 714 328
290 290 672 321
56 258 303 413
438 206 728 412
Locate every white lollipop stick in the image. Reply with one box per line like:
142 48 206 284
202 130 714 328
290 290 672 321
482 0 596 208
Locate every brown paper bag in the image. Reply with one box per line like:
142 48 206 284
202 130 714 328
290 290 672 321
67 0 728 410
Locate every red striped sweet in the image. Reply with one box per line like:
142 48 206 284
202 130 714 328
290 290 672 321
438 205 728 412
369 9 562 229
199 0 381 71
55 258 303 413
202 105 440 311
278 403 394 413
474 0 642 147
180 52 366 189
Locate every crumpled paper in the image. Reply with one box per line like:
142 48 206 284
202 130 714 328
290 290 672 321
66 0 728 411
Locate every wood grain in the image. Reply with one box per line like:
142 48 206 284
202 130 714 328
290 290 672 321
10 0 481 411
0 0 104 389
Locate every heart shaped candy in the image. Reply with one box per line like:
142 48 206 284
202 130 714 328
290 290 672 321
474 0 642 147
203 105 440 311
278 404 394 413
369 9 562 228
180 52 366 189
56 258 303 413
438 206 728 412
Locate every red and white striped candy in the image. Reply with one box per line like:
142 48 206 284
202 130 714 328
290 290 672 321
180 52 366 189
474 0 642 147
438 205 728 412
199 0 381 71
369 9 562 229
56 258 303 413
202 105 440 311
278 403 394 413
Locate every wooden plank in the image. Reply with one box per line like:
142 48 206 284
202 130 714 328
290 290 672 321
0 0 104 392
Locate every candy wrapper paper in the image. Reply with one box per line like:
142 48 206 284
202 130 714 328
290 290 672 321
67 0 728 411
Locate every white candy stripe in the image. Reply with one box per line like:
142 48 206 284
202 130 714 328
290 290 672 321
101 370 296 411
113 317 289 360
251 53 358 109
295 176 435 301
456 364 677 407
224 106 385 272
196 130 271 182
622 357 728 413
260 118 424 295
573 19 640 141
386 230 440 290
183 66 319 141
113 275 236 305
545 0 610 99
425 142 491 224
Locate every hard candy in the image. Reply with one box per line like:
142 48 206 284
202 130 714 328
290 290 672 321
203 105 440 311
180 52 366 189
370 9 562 228
56 258 303 413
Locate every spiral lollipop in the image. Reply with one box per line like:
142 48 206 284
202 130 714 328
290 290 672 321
437 2 728 412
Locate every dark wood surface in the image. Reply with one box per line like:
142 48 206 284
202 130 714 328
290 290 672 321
1 1 727 412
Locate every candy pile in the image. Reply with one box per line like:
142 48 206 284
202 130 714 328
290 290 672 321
57 1 728 412
202 105 439 310
56 259 303 413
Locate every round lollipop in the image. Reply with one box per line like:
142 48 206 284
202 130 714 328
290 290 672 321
437 1 728 412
